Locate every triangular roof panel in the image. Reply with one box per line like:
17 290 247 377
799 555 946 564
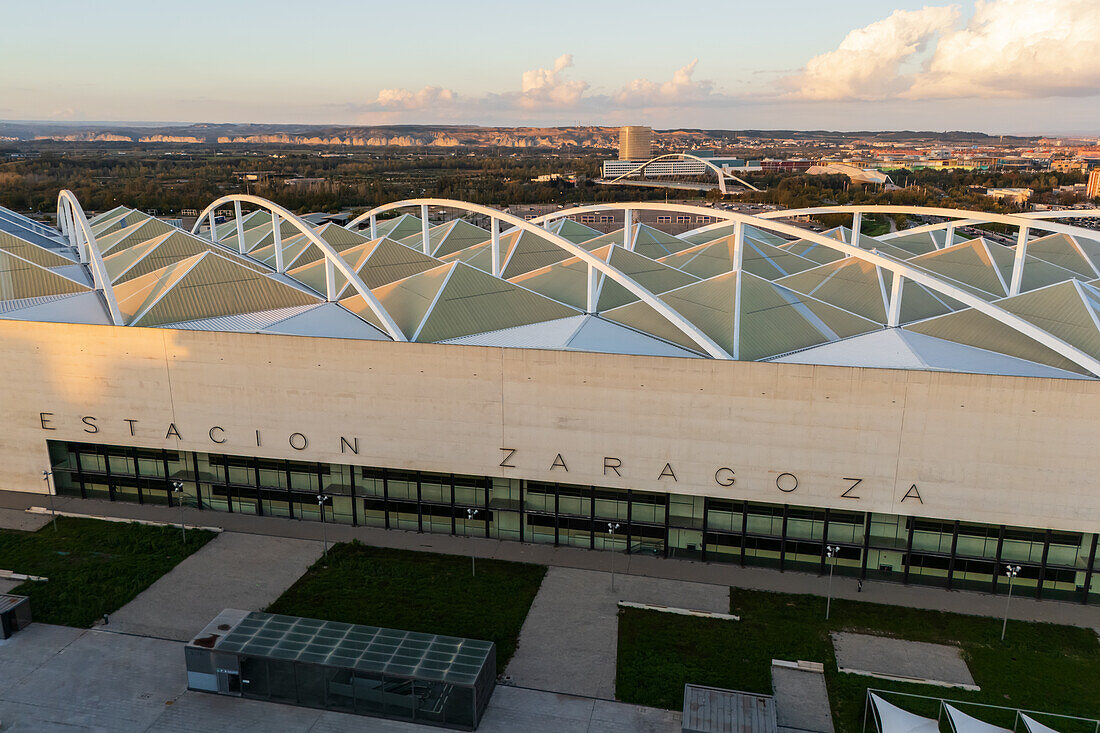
114 251 319 327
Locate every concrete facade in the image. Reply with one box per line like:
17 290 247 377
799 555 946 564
2 318 1098 533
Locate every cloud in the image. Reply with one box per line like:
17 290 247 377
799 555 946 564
904 0 1100 99
788 6 959 101
615 59 716 106
516 54 588 109
787 0 1100 102
373 85 457 110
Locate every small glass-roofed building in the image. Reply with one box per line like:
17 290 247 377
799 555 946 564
185 609 496 730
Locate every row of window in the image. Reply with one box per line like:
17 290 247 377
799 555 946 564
46 441 1100 604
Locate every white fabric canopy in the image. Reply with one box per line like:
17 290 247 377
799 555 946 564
870 693 940 733
944 704 1013 733
1020 714 1061 733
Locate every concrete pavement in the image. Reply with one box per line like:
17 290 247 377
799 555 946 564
103 532 324 640
504 567 728 699
0 623 680 732
3 491 1098 629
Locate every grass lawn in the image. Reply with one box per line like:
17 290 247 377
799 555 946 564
0 516 215 628
861 214 892 237
617 588 1100 732
266 541 547 673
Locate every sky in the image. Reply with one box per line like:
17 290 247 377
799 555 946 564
1 0 1098 134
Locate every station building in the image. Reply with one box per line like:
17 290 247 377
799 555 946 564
1 198 1098 604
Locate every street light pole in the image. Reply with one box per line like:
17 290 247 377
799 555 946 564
1001 564 1022 641
608 522 621 592
171 480 185 543
41 470 58 532
467 509 478 576
317 494 330 559
825 545 840 620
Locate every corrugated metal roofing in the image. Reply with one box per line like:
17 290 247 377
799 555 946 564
1 202 1098 377
770 328 1087 379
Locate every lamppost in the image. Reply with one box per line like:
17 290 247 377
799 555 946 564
467 509 479 576
825 545 841 620
41 470 58 532
317 494 330 559
607 522 621 592
171 480 185 543
1001 564 1022 641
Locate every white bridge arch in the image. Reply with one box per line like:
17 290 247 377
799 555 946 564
527 201 1100 377
346 198 734 359
56 189 124 326
191 194 406 341
604 153 762 194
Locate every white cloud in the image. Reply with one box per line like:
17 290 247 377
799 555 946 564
516 54 588 109
373 85 457 110
904 0 1100 99
787 0 1100 102
789 6 959 101
615 59 715 106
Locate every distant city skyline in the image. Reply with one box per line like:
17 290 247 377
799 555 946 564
1 0 1097 135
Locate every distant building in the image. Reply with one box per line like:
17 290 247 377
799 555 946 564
805 163 892 186
1087 169 1100 199
618 126 652 161
1051 159 1089 174
986 187 1033 205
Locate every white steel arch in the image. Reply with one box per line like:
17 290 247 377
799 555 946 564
346 199 734 359
605 153 761 194
55 190 124 326
530 201 1100 377
191 195 406 342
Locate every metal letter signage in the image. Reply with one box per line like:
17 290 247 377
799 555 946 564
714 467 735 486
776 472 798 493
603 457 623 477
901 484 923 503
499 448 517 468
550 454 568 472
841 477 862 499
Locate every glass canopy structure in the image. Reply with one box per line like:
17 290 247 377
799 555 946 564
185 609 495 730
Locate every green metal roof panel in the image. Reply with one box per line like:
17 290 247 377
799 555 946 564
415 262 579 343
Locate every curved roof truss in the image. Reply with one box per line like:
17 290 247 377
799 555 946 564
605 153 761 193
55 190 124 326
528 201 1100 377
346 199 734 359
191 194 406 341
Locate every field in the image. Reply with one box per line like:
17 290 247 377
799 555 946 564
267 542 547 673
617 588 1100 732
0 517 215 627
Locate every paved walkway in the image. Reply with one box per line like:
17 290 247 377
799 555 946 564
832 632 975 688
505 567 728 699
0 623 680 732
0 506 52 532
104 532 324 640
4 491 1098 629
772 663 834 733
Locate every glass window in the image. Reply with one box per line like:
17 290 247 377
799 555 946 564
453 476 484 508
79 449 106 474
669 494 703 529
524 482 555 513
594 488 628 521
706 499 742 533
108 452 135 476
557 484 590 517
630 490 666 525
488 479 519 512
